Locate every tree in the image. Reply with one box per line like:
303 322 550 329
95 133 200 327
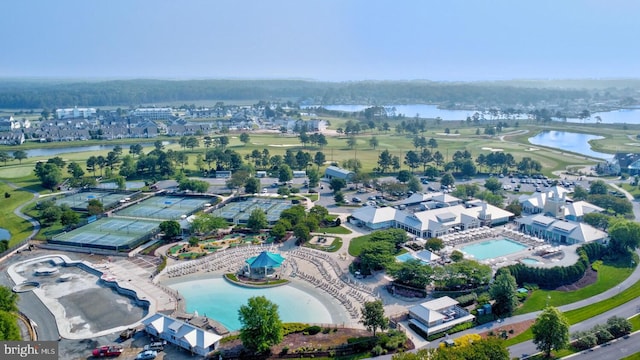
239 132 250 145
34 163 62 191
313 151 326 170
293 223 311 244
12 150 27 164
589 180 608 195
278 164 293 183
387 259 433 289
484 177 502 193
270 222 288 241
306 168 320 188
238 296 283 354
425 238 444 252
186 136 199 150
397 170 412 183
0 286 19 313
159 220 181 240
329 178 346 192
245 177 261 194
60 209 80 228
87 199 104 215
369 136 379 149
0 151 10 166
67 162 85 178
129 143 143 157
346 136 357 150
334 191 344 204
0 310 20 340
532 306 570 357
247 209 268 232
490 272 519 317
607 217 640 253
440 172 455 187
360 300 388 336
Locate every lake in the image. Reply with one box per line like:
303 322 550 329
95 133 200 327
528 131 613 161
24 141 170 158
306 104 640 124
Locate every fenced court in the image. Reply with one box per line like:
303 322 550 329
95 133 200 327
50 217 161 250
115 196 210 220
55 191 134 210
211 198 293 224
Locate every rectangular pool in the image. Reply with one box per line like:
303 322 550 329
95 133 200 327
461 238 527 260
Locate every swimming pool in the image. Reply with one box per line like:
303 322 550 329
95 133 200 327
461 238 527 260
396 253 416 262
168 277 334 331
521 258 542 265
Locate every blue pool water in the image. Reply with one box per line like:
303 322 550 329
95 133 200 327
521 258 542 265
461 239 527 261
168 277 333 331
396 253 416 262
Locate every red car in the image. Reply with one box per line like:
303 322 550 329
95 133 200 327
92 345 123 357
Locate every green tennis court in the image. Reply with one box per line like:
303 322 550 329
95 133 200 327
50 217 161 250
116 196 210 220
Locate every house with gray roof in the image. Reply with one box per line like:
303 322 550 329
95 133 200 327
515 214 608 244
408 296 474 335
324 166 355 181
142 313 221 356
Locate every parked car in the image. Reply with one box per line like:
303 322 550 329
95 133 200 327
352 197 362 203
92 345 123 357
143 341 166 352
136 350 157 360
119 328 136 341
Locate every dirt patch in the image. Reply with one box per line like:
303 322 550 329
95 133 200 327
553 267 598 291
478 319 535 340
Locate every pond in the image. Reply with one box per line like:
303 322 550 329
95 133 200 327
24 141 172 158
528 131 613 161
0 228 10 241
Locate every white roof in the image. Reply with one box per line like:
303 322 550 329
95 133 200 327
420 296 458 311
142 313 222 350
351 206 397 223
565 201 604 218
415 250 440 262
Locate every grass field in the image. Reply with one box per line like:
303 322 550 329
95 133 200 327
0 182 37 246
514 259 635 315
505 271 640 347
317 226 352 235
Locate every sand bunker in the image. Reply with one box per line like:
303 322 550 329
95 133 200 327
481 147 504 152
268 144 298 147
524 147 540 151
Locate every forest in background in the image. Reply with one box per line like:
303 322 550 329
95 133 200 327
0 78 638 111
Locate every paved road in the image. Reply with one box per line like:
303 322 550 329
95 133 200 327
564 331 640 360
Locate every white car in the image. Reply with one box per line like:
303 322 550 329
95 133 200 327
262 188 268 193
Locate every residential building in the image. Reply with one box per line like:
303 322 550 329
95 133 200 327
131 108 174 121
408 296 475 335
141 313 221 356
56 107 96 119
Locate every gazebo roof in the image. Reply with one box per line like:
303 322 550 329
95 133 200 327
246 251 285 269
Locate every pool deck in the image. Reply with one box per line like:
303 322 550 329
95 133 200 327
7 253 177 340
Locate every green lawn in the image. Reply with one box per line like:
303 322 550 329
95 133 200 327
348 234 371 256
630 314 640 332
505 274 640 346
317 226 352 235
515 259 635 315
0 182 38 246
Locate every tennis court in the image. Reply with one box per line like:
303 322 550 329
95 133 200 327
211 198 293 224
96 181 146 190
115 196 210 220
50 218 161 250
55 191 133 210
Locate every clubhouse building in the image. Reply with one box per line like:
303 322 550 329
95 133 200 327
350 192 513 238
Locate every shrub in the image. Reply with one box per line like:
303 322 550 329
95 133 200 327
322 327 331 334
280 346 289 355
304 325 322 335
455 292 477 306
370 344 385 356
283 322 309 335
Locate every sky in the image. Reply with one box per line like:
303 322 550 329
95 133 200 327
1 0 639 81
